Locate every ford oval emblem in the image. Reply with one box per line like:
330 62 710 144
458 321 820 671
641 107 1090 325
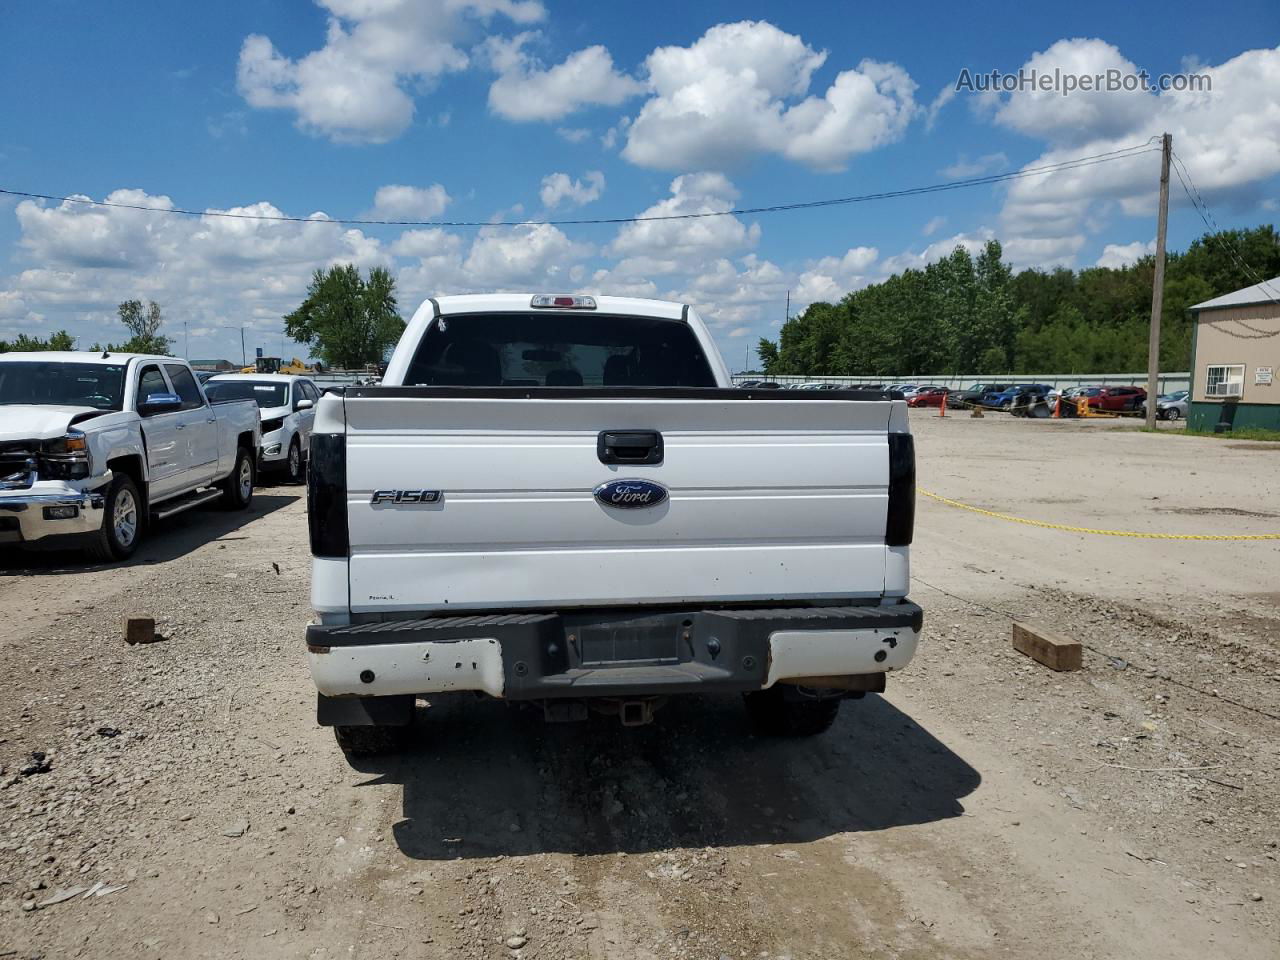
594 478 669 509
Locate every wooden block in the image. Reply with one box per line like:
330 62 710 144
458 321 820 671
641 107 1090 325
1012 622 1081 671
125 617 156 645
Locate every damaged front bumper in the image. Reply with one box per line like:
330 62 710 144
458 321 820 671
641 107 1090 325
0 482 107 545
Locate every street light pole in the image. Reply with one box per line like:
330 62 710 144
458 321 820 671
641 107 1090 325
240 327 246 368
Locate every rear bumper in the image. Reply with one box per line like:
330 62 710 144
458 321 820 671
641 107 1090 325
306 602 922 704
0 483 106 545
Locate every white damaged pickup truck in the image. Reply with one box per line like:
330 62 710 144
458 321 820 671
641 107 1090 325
304 295 921 755
0 352 260 561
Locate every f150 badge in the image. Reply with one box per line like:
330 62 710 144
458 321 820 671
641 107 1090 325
593 479 668 509
371 489 442 504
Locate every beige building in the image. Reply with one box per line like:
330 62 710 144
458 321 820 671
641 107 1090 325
1188 278 1280 431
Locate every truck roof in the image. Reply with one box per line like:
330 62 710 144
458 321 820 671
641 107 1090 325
430 294 687 321
208 372 313 383
0 351 177 365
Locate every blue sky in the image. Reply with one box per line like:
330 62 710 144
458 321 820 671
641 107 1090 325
1 0 1277 367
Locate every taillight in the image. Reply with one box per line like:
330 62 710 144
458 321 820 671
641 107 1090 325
308 433 348 557
886 433 915 547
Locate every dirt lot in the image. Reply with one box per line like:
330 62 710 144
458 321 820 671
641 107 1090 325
1 416 1277 960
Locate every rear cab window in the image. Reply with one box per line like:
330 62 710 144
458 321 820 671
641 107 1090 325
403 313 717 388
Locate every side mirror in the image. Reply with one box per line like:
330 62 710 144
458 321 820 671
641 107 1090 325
295 398 314 411
139 392 182 416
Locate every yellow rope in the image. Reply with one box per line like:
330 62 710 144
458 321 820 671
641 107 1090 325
918 489 1280 541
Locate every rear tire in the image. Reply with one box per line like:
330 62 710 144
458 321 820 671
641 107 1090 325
744 687 841 737
85 474 142 563
219 446 254 509
334 725 411 757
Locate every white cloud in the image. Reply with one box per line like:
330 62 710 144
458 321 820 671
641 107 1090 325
555 127 591 143
0 290 27 321
236 0 545 143
609 172 760 267
668 254 790 334
370 184 451 220
794 247 879 304
2 190 387 353
996 42 1280 269
391 228 463 260
462 223 591 288
924 84 956 130
922 216 947 236
982 38 1154 145
1001 234 1086 270
623 21 916 172
539 171 604 209
1095 239 1155 269
780 60 919 171
940 152 1008 179
484 33 643 122
878 230 996 276
601 117 630 150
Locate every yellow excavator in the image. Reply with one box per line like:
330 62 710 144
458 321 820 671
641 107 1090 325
240 356 322 375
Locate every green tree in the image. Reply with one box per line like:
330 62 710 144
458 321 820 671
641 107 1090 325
115 300 172 354
284 265 404 369
756 338 779 373
0 330 76 352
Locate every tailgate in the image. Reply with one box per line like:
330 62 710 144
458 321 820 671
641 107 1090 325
340 389 896 614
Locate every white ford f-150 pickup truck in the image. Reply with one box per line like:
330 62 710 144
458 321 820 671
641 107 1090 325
305 295 920 755
0 352 260 561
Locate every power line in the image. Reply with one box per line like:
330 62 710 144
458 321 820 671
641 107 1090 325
0 142 1161 229
1167 150 1280 341
1170 149 1280 305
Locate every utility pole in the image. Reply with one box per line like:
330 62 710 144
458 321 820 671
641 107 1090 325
1146 132 1171 429
184 320 189 359
240 326 246 368
785 289 790 322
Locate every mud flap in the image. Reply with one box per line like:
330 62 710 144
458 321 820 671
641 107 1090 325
316 693 414 727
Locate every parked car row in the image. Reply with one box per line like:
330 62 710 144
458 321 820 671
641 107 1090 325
0 352 325 563
205 373 319 484
738 379 1175 416
1142 389 1189 420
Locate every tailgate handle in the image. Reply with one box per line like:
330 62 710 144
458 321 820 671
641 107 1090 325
598 430 663 465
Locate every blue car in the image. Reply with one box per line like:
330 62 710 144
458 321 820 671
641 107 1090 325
982 383 1053 408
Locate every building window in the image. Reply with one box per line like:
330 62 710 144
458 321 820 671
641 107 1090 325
1205 364 1244 398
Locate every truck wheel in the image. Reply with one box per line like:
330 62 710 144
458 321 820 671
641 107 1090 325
743 688 841 737
85 474 142 562
220 446 255 509
334 725 410 757
286 437 304 485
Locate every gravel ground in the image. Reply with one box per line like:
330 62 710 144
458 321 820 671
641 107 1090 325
0 418 1277 960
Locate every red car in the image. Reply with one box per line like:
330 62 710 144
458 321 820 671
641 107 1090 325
1077 386 1147 411
906 386 950 407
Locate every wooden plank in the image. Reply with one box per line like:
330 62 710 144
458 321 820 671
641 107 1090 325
1012 621 1082 671
124 617 156 645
